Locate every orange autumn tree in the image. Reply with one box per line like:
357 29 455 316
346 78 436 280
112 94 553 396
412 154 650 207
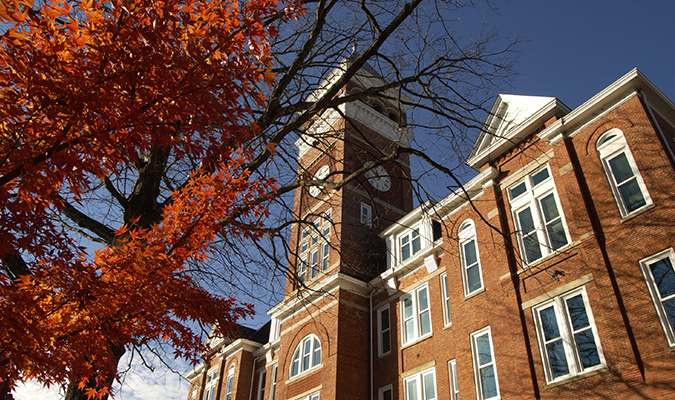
0 0 300 398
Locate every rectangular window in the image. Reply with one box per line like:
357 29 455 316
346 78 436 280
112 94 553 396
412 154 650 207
378 306 391 356
378 385 393 400
361 202 373 227
202 368 219 400
470 327 499 400
508 165 569 265
269 365 277 400
532 286 605 383
440 273 451 326
448 359 459 400
597 129 652 217
640 248 675 347
309 249 318 279
298 211 332 283
401 228 422 261
404 367 437 400
401 285 432 345
458 221 483 296
321 242 330 271
257 370 266 400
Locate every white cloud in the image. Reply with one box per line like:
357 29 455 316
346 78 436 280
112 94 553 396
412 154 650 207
13 355 190 400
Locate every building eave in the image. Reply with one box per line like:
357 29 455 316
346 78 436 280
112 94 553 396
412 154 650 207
538 68 675 143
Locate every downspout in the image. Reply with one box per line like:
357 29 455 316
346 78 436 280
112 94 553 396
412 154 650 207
637 90 675 169
248 356 260 400
369 286 374 400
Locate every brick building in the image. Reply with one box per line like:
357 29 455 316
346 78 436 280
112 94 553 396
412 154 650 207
186 66 675 400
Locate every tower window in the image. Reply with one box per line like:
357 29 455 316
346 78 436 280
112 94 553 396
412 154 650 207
297 210 332 283
388 113 398 123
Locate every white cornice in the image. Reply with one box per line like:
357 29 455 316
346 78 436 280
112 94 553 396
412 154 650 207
538 68 675 143
432 166 499 219
267 272 368 321
296 100 412 158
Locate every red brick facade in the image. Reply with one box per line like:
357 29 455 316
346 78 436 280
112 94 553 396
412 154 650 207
187 68 675 400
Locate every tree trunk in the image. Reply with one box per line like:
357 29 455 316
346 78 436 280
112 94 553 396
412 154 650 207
64 344 126 400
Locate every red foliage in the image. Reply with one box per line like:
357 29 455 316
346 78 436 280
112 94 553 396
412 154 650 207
0 0 300 397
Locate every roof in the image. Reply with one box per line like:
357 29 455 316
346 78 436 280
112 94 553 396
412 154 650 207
466 94 570 170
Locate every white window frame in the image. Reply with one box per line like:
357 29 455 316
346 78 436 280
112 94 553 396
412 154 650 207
458 220 483 297
531 286 606 384
256 369 267 400
440 273 452 326
202 367 219 400
596 129 652 217
447 359 459 400
399 226 422 262
298 210 332 283
470 327 500 400
401 284 432 345
403 367 437 400
361 202 373 227
508 164 570 266
639 248 675 348
378 384 393 400
290 334 322 378
269 364 278 400
377 305 391 356
224 364 235 400
300 392 319 400
190 386 199 400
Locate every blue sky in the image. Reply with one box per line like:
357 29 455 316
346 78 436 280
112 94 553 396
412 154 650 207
15 1 675 399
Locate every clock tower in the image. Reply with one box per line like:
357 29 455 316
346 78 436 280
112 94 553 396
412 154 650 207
269 59 414 400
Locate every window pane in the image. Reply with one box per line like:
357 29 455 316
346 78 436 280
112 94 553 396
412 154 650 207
382 389 392 400
479 366 498 399
510 182 527 199
407 379 418 400
381 308 390 331
574 329 601 369
539 306 560 342
412 229 421 254
650 258 675 299
532 168 550 186
618 179 646 212
313 339 321 366
546 340 570 378
546 219 568 250
405 319 415 341
517 207 536 234
476 333 492 365
303 340 312 370
565 295 590 331
418 288 429 311
419 310 431 336
291 352 299 376
540 194 560 222
402 243 411 260
403 296 413 319
467 265 481 293
608 152 635 184
463 240 477 266
523 234 542 263
663 298 675 329
382 330 391 354
423 373 436 400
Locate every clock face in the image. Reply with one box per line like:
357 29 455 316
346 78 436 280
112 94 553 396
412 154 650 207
310 165 330 197
364 162 391 192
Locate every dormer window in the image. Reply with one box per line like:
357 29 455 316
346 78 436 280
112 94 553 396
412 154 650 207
400 228 421 261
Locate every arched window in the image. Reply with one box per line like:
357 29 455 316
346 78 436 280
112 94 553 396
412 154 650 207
596 129 652 217
290 334 322 377
459 220 483 296
224 364 235 400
